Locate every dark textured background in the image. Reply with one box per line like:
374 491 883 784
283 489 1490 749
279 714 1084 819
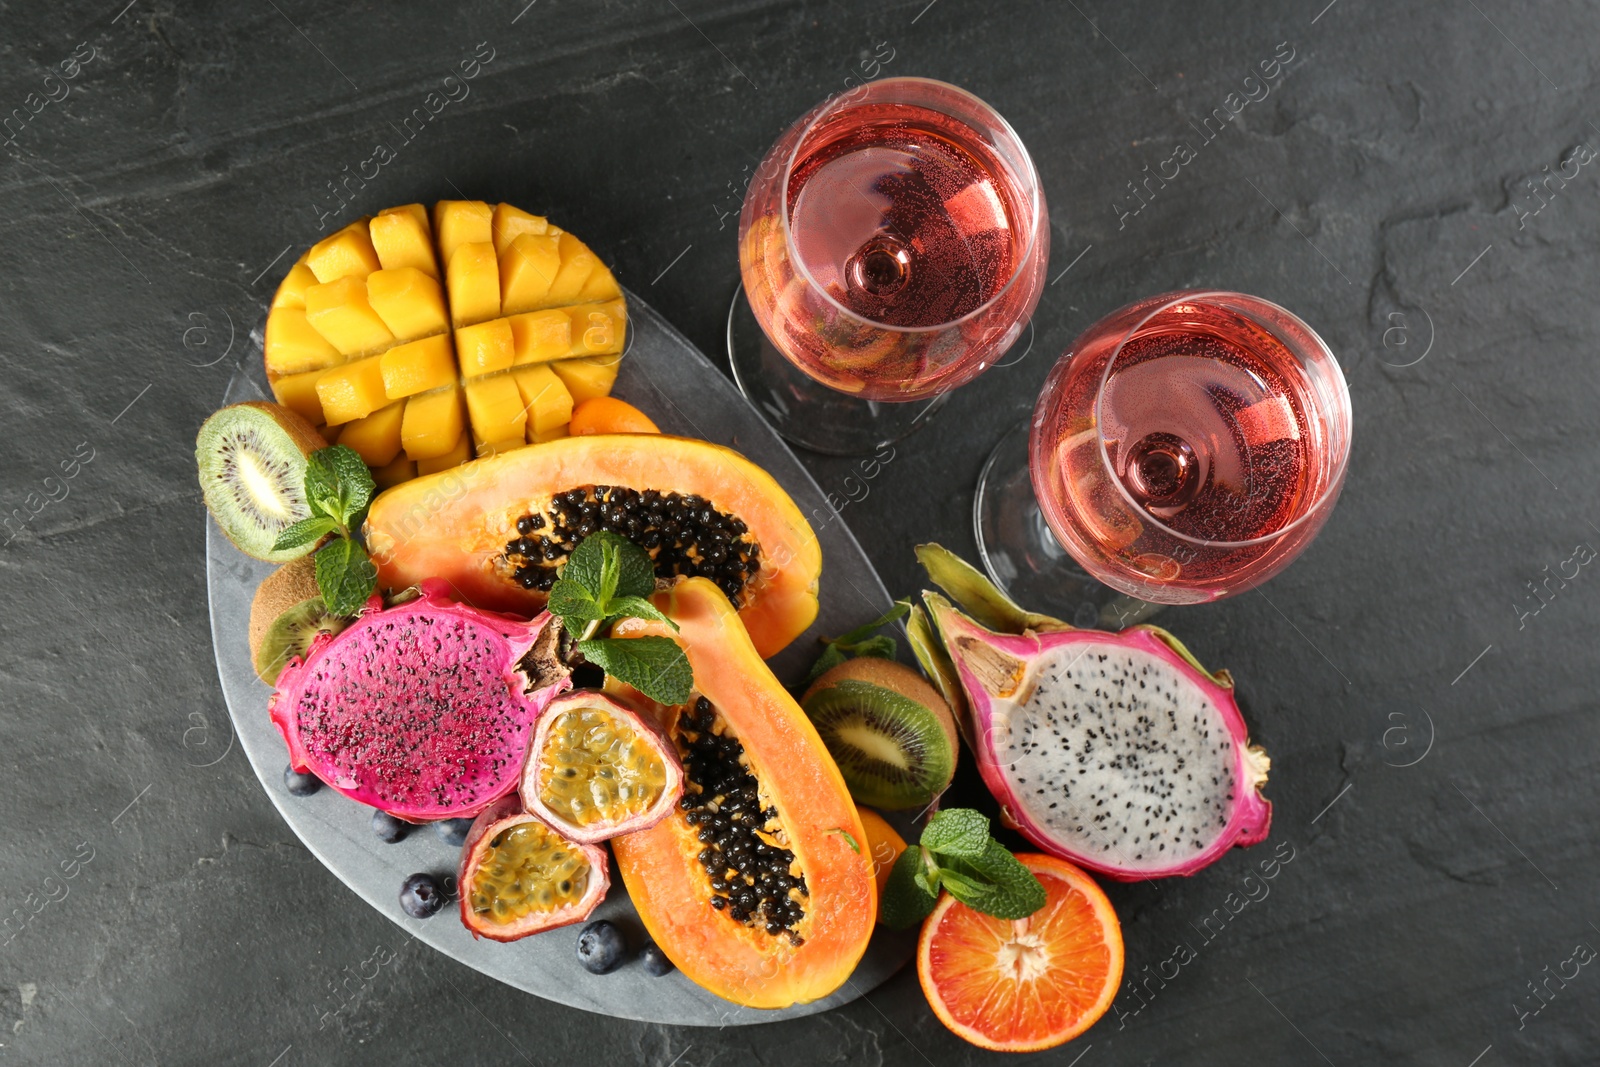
2 0 1596 1063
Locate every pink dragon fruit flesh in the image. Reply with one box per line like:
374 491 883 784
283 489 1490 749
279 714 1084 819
912 545 1271 881
269 580 571 821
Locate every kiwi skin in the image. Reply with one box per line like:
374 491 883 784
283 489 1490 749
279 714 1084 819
196 401 328 562
249 557 321 659
802 658 958 810
249 558 346 685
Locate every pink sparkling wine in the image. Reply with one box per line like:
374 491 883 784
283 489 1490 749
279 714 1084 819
740 88 1046 400
1032 293 1349 602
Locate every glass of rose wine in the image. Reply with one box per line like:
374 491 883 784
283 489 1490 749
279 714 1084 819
729 77 1049 455
974 290 1351 625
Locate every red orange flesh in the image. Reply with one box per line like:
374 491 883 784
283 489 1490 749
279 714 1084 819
916 852 1123 1052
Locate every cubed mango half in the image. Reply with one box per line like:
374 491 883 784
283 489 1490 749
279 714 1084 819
400 385 465 460
464 375 527 447
366 267 448 343
380 334 457 400
305 276 396 357
307 222 381 283
337 401 405 467
315 355 388 425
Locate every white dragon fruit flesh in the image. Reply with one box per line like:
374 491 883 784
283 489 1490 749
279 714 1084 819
270 580 570 821
911 545 1271 881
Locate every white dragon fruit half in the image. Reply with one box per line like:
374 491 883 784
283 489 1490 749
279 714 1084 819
910 545 1271 881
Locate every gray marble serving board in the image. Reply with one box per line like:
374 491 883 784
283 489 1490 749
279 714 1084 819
205 290 915 1025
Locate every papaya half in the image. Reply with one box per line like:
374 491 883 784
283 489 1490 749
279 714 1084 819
363 433 821 658
610 579 876 1009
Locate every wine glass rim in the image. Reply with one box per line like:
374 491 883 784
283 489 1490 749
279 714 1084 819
1088 288 1352 549
778 76 1047 335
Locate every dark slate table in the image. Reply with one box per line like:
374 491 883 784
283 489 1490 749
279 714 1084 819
3 1 1595 1063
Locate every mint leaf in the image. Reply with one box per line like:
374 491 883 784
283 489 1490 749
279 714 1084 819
596 537 621 605
305 446 374 527
800 645 848 688
940 841 1047 920
603 596 677 630
852 634 897 660
834 601 910 646
272 515 338 553
921 808 991 860
830 828 861 855
803 601 910 687
878 808 1047 926
314 537 377 615
577 636 692 705
879 846 938 930
610 537 656 599
547 579 606 624
560 530 621 594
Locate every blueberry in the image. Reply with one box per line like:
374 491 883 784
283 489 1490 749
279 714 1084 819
638 939 674 977
434 818 473 847
575 920 627 974
283 765 321 797
399 873 444 919
372 810 408 843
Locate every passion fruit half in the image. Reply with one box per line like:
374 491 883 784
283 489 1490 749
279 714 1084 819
519 690 683 843
457 795 608 942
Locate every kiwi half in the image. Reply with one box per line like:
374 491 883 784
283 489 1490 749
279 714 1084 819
196 401 327 562
801 658 957 811
249 558 348 685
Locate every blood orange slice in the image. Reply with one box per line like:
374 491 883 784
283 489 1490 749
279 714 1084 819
916 852 1123 1052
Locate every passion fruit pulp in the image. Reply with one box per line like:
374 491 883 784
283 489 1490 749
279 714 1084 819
520 691 683 844
457 795 608 942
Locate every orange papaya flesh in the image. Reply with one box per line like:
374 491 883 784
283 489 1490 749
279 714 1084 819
363 434 821 659
610 579 876 1008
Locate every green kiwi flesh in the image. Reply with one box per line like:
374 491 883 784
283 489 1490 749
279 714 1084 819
801 658 957 810
196 402 326 562
254 597 348 685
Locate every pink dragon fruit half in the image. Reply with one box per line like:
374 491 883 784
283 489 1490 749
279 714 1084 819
269 580 571 821
911 545 1271 881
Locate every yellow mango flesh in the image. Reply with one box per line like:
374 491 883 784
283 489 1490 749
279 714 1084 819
371 454 417 489
316 355 389 425
306 276 396 357
270 367 329 426
265 200 629 471
456 319 516 377
336 401 405 466
511 364 573 436
577 261 622 304
271 258 318 310
400 385 465 460
434 200 493 267
265 307 342 376
307 222 381 283
380 335 457 400
415 432 471 474
464 375 527 447
369 209 438 277
366 267 448 342
508 309 572 365
565 300 627 358
492 202 550 256
550 355 620 404
499 233 562 314
448 242 501 328
531 424 571 444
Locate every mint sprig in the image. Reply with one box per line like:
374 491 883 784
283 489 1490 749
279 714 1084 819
547 531 691 705
801 600 910 687
272 445 378 615
879 808 1047 929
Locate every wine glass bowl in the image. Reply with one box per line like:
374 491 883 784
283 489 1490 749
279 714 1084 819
1029 291 1352 604
736 77 1048 411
